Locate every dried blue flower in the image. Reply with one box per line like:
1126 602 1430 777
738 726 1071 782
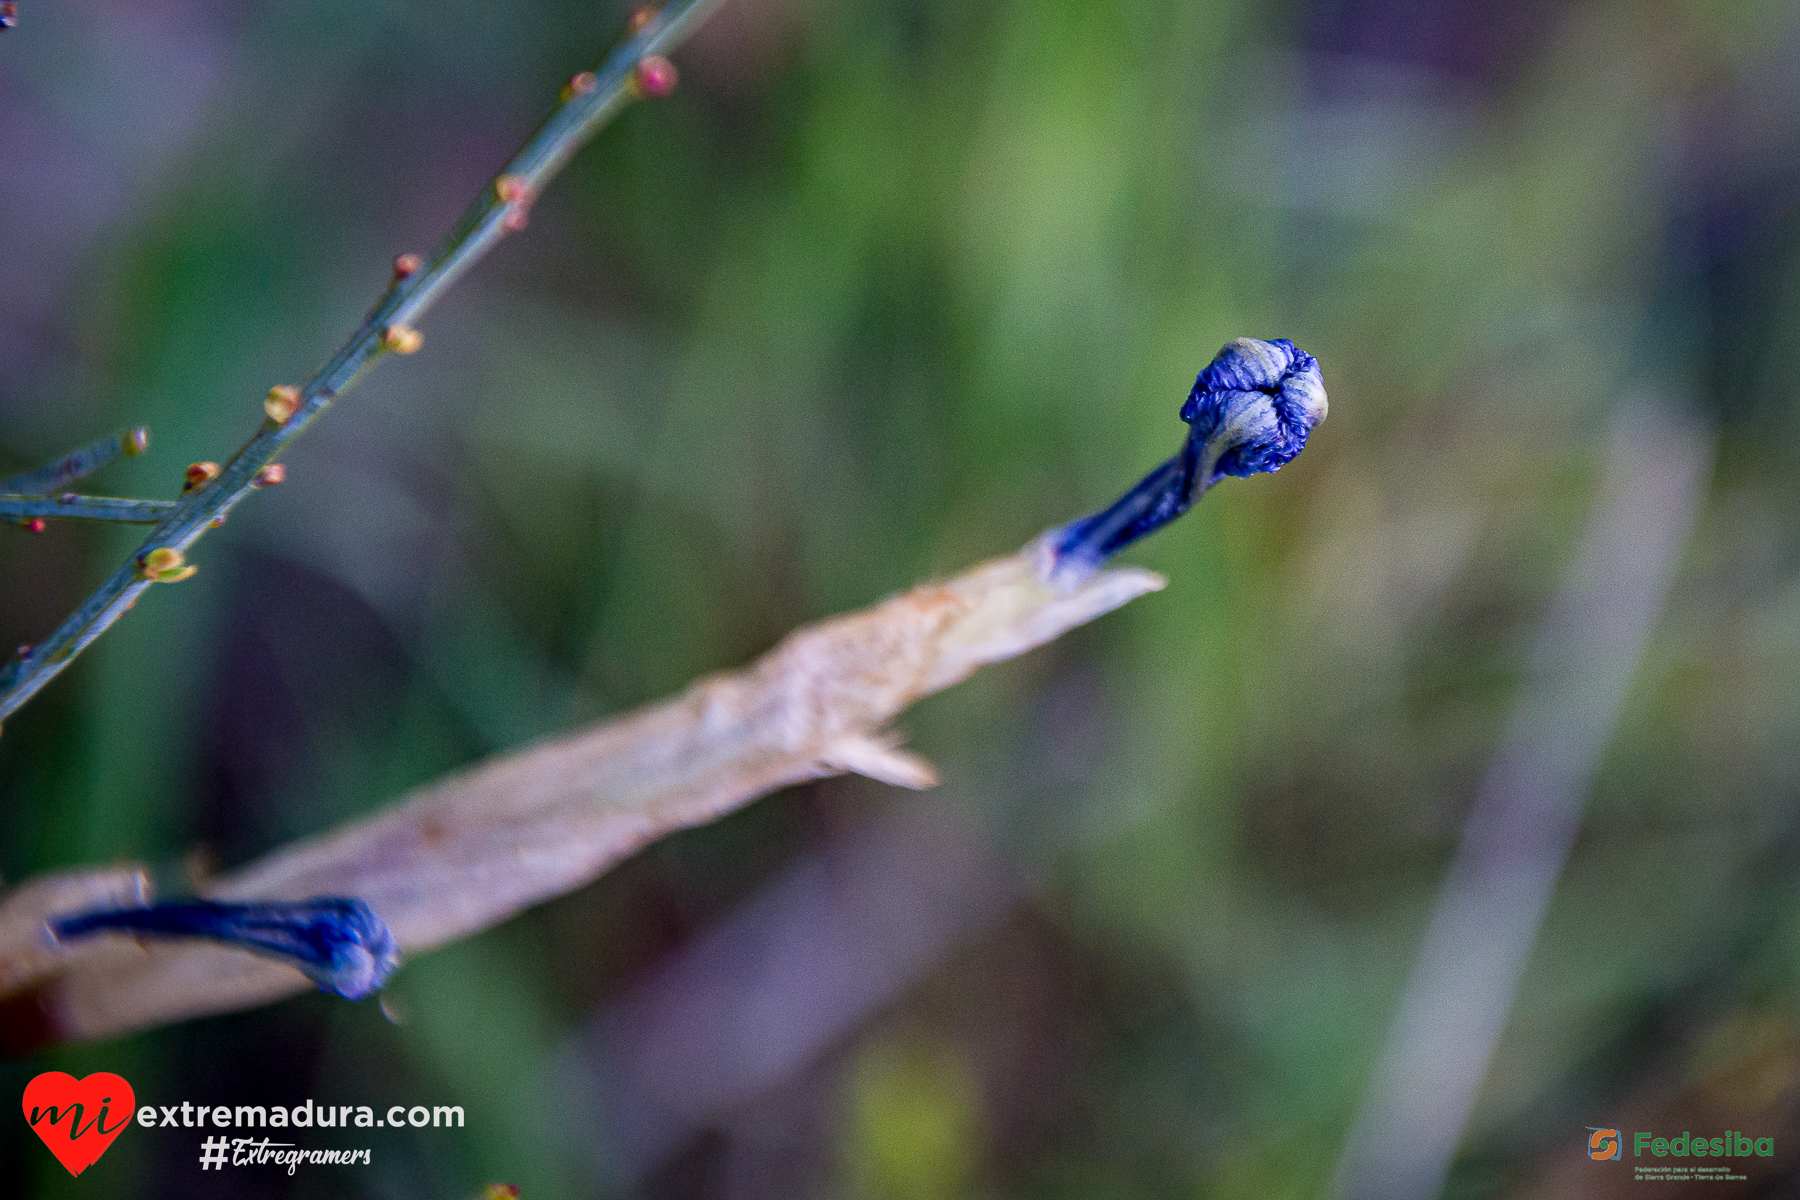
1048 337 1326 583
52 897 398 1000
1182 337 1326 479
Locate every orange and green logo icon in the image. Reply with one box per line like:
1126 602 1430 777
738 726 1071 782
1588 1127 1622 1160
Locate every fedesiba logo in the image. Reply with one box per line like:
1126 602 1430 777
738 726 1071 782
1589 1127 1622 1160
1586 1123 1775 1164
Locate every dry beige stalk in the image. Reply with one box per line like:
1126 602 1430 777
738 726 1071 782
0 867 147 998
0 538 1161 1043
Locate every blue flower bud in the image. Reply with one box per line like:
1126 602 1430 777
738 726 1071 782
1048 337 1326 583
52 897 398 1000
1182 337 1327 480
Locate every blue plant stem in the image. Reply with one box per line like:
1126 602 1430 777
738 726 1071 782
1 495 174 525
0 0 726 728
52 897 398 1000
0 428 148 495
1049 434 1214 579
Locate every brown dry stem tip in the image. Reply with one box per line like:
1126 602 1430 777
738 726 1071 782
382 325 424 355
264 385 301 424
139 547 195 584
182 462 220 493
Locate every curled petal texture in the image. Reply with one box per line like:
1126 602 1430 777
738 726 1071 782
1048 337 1326 584
1182 337 1328 480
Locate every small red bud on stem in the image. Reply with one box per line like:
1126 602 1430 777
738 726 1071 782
183 462 221 493
632 56 678 99
561 72 597 102
140 547 196 583
495 174 535 231
265 385 302 424
383 325 424 355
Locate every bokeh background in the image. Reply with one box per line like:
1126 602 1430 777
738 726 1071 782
5 0 1800 1197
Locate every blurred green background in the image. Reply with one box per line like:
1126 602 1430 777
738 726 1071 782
4 0 1800 1197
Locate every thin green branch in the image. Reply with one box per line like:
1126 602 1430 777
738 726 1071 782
0 427 149 495
0 0 725 728
2 492 173 525
1 495 175 525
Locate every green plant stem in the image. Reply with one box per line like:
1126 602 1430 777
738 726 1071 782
1 495 174 524
0 427 148 495
0 0 725 728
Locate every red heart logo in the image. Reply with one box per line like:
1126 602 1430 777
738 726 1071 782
22 1071 136 1176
